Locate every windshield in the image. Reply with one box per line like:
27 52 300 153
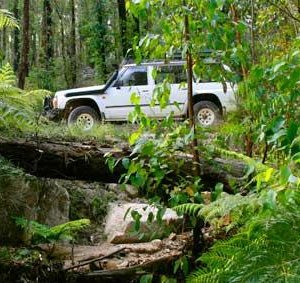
104 70 118 90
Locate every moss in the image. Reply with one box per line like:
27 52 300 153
68 184 117 223
90 193 116 222
68 189 86 221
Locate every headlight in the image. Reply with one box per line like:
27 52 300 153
52 96 58 108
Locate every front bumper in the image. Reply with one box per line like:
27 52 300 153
42 96 63 121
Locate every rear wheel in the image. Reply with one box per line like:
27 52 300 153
67 106 99 131
193 101 221 127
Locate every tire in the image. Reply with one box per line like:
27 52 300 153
67 106 100 131
193 101 222 127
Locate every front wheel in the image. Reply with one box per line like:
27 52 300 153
193 101 222 127
67 106 99 131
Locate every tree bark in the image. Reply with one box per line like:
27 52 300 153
18 0 30 89
12 0 20 72
183 1 200 176
53 0 71 87
0 137 247 189
95 0 107 76
70 0 77 86
117 0 127 57
41 0 53 67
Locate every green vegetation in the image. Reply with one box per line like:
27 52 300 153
1 0 300 282
15 217 90 245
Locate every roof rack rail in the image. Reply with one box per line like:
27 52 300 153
119 49 221 67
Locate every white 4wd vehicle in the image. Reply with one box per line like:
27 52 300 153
46 60 236 130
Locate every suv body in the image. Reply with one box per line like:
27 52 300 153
46 60 236 129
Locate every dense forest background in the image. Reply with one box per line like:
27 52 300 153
0 0 299 91
1 1 300 282
0 0 143 91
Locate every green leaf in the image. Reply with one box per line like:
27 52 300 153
140 274 153 283
273 61 286 73
130 92 141 105
106 157 117 173
129 131 141 145
280 166 292 184
122 158 130 170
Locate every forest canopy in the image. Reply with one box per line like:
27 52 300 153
1 0 300 282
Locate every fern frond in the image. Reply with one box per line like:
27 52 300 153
174 203 203 216
199 192 260 229
0 63 16 84
0 9 18 29
187 267 227 283
50 219 90 238
188 189 300 282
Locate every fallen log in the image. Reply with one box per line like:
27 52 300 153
0 137 248 189
64 247 125 271
0 137 129 182
79 253 182 282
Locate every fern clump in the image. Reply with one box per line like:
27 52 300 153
0 9 18 29
187 189 300 283
0 64 51 134
15 217 90 244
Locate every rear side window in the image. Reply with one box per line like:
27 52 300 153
155 65 186 84
115 66 148 87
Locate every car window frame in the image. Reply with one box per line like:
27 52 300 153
113 66 148 88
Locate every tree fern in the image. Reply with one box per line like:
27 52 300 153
0 9 18 29
0 63 16 84
0 64 51 133
15 217 90 244
175 203 203 217
188 189 300 283
175 192 261 232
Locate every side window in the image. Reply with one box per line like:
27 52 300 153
114 66 148 87
155 65 186 84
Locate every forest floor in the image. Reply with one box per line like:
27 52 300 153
0 118 245 282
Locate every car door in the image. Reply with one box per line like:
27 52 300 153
149 64 187 117
103 66 153 120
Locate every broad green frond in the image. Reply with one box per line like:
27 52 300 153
174 203 203 216
15 218 90 244
188 190 300 283
0 9 18 29
0 63 16 84
199 192 260 229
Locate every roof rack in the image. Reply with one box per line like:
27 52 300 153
120 49 221 67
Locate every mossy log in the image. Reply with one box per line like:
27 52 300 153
0 137 247 189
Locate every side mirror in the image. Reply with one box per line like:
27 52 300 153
115 80 123 89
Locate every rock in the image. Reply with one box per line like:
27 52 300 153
0 176 70 244
151 239 163 249
102 260 119 270
104 203 182 244
106 183 139 199
118 260 129 268
37 181 70 226
168 233 177 241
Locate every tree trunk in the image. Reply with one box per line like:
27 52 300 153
117 0 127 57
183 1 200 176
70 0 77 86
13 0 20 72
95 0 107 76
41 0 53 67
250 0 256 65
0 137 247 189
18 0 30 89
53 0 71 87
2 27 6 61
